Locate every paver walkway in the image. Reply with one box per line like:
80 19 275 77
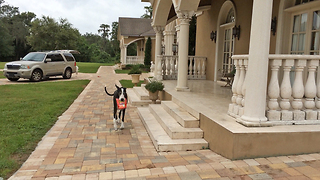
8 66 320 180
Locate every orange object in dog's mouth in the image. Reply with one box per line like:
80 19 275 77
116 98 127 110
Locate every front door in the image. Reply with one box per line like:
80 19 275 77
222 28 235 74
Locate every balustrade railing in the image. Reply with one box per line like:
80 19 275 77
158 55 207 80
126 56 144 65
229 54 320 125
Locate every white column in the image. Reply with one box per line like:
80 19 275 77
123 45 127 64
153 26 164 80
242 0 273 122
176 10 194 91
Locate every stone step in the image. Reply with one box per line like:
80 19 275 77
133 86 149 100
172 97 200 119
149 104 203 139
161 101 199 128
137 107 208 151
127 88 159 107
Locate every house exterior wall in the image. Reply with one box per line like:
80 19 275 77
196 0 281 81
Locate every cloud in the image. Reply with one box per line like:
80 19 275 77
6 0 150 34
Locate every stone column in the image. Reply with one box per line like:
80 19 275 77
176 10 194 91
241 0 273 122
153 26 164 80
164 22 176 55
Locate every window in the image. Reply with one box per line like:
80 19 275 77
289 1 320 55
295 0 314 5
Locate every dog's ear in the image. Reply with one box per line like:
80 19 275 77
115 84 120 89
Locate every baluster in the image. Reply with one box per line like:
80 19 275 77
304 60 318 120
292 59 307 120
240 58 248 117
228 59 240 117
201 58 206 78
197 58 201 78
267 59 282 121
236 59 245 109
166 56 170 76
280 59 294 120
188 57 193 78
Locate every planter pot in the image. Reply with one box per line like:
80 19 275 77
131 74 141 86
148 90 159 104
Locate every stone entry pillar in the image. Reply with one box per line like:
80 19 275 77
242 0 273 122
153 26 164 80
176 11 194 91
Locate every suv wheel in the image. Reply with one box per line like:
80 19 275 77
30 69 42 82
7 77 19 81
63 68 72 79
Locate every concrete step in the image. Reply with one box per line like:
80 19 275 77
149 104 203 139
137 107 208 152
133 86 149 100
127 88 159 107
161 101 199 128
172 97 200 119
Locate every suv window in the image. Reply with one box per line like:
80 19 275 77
63 53 75 61
47 54 65 62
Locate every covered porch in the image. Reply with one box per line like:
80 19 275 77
160 80 320 159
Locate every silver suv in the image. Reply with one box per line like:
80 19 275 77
3 50 78 82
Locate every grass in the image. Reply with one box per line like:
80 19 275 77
119 79 144 88
0 80 90 179
77 62 114 73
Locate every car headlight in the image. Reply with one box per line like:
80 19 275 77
20 65 30 69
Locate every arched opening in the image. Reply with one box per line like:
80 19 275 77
214 1 237 81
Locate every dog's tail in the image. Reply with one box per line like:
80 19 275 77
104 86 114 96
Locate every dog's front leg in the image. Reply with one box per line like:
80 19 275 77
120 109 125 129
113 108 118 130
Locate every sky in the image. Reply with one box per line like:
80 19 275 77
5 0 151 35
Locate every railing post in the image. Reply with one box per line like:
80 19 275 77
305 60 318 120
267 59 282 120
280 59 294 120
292 59 307 120
228 58 240 117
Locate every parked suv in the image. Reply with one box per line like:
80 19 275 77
3 50 79 82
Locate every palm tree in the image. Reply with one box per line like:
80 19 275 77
98 24 110 39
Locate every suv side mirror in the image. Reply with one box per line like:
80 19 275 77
45 58 52 63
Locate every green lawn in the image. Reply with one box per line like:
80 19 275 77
77 62 114 73
0 80 90 179
119 79 144 88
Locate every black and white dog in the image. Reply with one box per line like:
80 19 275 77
104 85 127 130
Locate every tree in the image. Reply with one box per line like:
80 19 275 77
27 16 81 51
144 37 151 66
98 24 110 39
141 6 152 19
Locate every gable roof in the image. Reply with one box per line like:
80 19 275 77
119 17 155 37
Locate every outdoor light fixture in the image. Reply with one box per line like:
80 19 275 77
210 31 217 42
161 45 165 55
172 43 178 54
271 17 277 36
233 25 240 40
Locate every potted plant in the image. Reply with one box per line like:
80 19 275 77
145 80 164 104
128 65 142 86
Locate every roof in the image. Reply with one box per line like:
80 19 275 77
119 17 155 37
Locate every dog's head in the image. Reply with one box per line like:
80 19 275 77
115 85 127 101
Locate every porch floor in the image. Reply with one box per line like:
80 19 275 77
162 80 320 159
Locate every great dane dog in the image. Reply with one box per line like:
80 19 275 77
104 85 127 130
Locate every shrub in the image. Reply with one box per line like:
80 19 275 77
145 80 164 93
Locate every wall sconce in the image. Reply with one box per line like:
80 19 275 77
172 43 178 54
233 25 240 40
210 31 217 42
161 45 165 55
271 17 277 36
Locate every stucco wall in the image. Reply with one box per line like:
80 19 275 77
196 0 281 81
